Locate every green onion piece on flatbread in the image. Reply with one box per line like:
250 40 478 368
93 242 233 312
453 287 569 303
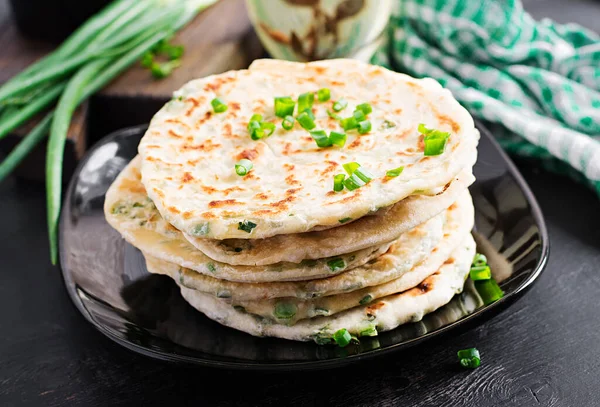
274 96 295 117
234 159 253 176
210 97 227 113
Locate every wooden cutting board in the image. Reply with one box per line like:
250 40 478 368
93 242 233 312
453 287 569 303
0 0 264 181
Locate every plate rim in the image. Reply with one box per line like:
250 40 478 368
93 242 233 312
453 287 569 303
59 122 550 370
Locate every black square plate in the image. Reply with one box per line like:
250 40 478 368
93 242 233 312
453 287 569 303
59 123 549 370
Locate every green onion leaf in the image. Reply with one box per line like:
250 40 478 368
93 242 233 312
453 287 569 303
260 121 275 137
333 328 352 347
297 111 316 130
310 130 332 148
327 258 346 272
474 279 504 305
317 88 331 102
282 115 295 130
359 294 373 305
238 220 257 233
472 253 488 267
327 109 342 120
353 167 374 183
356 103 372 115
333 174 345 192
352 109 366 122
343 173 366 191
297 92 314 113
338 217 352 223
249 126 264 140
386 166 404 177
274 302 297 319
358 120 372 134
470 265 492 281
211 97 227 113
274 96 295 118
235 159 253 176
359 325 378 337
457 348 481 369
141 52 154 68
329 131 347 147
249 114 263 124
419 123 451 156
333 98 348 112
343 162 361 175
340 116 358 130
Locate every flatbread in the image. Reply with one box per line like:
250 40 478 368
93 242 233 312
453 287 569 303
138 58 479 239
185 169 474 265
104 157 391 282
177 234 476 342
236 232 474 324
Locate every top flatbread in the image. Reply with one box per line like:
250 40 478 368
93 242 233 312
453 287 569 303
138 58 478 239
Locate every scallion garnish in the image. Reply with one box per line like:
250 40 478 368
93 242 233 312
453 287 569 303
353 109 366 122
359 294 373 305
338 217 352 223
327 109 342 120
238 220 257 233
310 130 332 148
353 167 374 183
470 265 491 281
210 97 227 113
274 96 296 118
329 131 347 147
475 279 504 305
419 123 451 156
333 328 352 347
260 121 275 137
333 98 348 112
343 173 366 191
298 92 314 113
359 325 378 337
297 111 316 130
327 258 346 272
356 103 372 115
472 253 487 267
274 302 297 319
358 120 371 134
386 166 404 177
234 159 253 176
282 115 295 130
343 162 360 175
317 88 331 102
457 348 481 369
333 174 345 192
249 114 263 123
340 116 358 131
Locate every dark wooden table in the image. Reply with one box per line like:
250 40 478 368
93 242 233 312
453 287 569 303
1 1 600 406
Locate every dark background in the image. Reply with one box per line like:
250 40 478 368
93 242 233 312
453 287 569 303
1 0 600 406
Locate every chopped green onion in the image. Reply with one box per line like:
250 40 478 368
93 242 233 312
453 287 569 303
352 109 366 122
282 115 295 130
457 348 481 369
150 60 181 79
210 97 227 113
329 131 347 147
343 173 366 191
333 174 345 192
353 167 374 183
358 120 372 134
333 328 352 347
333 98 348 112
327 109 342 120
472 253 488 267
235 159 253 176
297 92 314 113
359 294 373 305
248 121 264 140
317 88 331 102
274 96 295 118
238 220 257 233
470 265 491 281
260 121 275 137
274 302 297 319
359 325 378 337
343 162 361 175
297 111 316 130
356 103 372 115
310 130 332 148
249 114 263 123
327 258 346 272
475 279 504 305
340 116 358 131
141 52 154 68
386 166 404 177
419 123 451 156
338 217 352 223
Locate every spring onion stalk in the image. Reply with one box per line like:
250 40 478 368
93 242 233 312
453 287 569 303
310 130 331 148
329 131 346 147
333 174 345 192
333 98 347 112
472 253 487 267
235 159 253 176
47 59 112 264
282 115 295 130
211 98 228 113
457 348 481 368
386 166 404 177
333 329 352 347
470 265 491 281
317 88 330 102
356 103 372 115
358 120 371 134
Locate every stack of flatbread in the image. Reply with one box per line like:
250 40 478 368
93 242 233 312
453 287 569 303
104 59 479 344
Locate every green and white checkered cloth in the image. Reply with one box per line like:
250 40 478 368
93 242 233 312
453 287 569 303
372 0 600 196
